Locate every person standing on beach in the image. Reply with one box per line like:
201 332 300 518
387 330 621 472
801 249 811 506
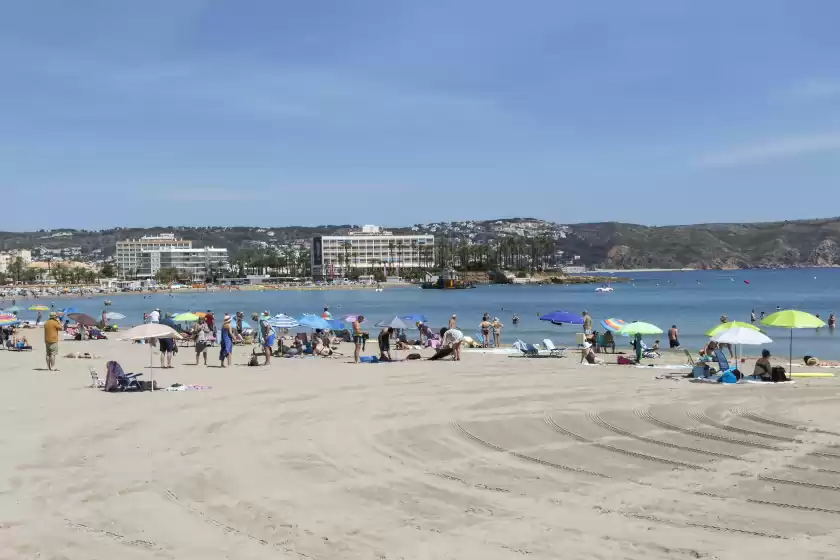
219 314 233 368
492 317 503 347
760 311 765 321
159 336 174 369
750 309 756 324
479 318 491 347
582 311 592 334
206 310 215 332
448 314 457 330
150 308 160 324
829 313 836 331
262 315 275 366
352 316 366 363
193 318 210 366
44 311 61 371
668 325 680 348
36 311 42 325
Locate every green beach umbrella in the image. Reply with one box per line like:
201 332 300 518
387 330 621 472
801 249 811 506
173 312 200 322
617 321 663 336
704 321 760 337
29 305 50 312
760 310 825 373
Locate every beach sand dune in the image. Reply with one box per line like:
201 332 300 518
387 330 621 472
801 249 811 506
1 341 839 559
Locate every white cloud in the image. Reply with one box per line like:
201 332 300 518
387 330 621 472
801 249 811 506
694 133 840 168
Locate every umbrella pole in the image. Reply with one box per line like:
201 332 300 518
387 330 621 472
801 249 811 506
150 341 154 392
789 330 793 375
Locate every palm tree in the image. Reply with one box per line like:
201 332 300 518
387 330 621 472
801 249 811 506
387 240 396 275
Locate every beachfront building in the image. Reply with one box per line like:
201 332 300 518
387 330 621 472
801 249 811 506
311 225 434 279
115 234 191 279
135 247 229 283
0 249 32 273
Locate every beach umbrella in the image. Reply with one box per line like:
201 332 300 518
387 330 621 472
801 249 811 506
712 326 773 365
268 314 299 329
378 316 410 329
0 314 19 326
539 311 584 325
296 314 331 330
192 311 207 318
400 314 428 324
616 322 663 336
105 312 126 320
3 305 20 314
68 313 97 326
29 305 49 312
240 319 253 330
704 321 760 337
760 310 825 373
600 318 626 332
342 314 367 323
173 312 199 322
120 324 183 391
325 319 345 330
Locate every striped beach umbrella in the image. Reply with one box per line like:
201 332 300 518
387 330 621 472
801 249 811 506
0 314 20 326
600 318 626 332
267 314 299 329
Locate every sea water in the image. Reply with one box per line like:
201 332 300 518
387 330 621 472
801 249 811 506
9 268 840 359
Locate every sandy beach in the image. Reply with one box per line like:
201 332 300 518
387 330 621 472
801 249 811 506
2 339 840 559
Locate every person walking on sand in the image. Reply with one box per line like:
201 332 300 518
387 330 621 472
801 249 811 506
352 315 366 363
219 314 233 368
43 311 62 371
448 314 457 330
36 310 42 325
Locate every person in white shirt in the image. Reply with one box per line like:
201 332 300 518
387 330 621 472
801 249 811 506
149 309 160 323
442 328 464 361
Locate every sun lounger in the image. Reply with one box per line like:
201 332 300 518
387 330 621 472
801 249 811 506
103 360 143 392
542 339 567 357
513 339 540 357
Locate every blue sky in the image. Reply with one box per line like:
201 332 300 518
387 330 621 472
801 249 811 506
4 0 840 230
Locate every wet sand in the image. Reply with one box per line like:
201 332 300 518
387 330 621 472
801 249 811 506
1 340 839 559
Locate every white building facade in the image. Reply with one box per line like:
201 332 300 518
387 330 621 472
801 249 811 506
116 234 192 279
137 247 228 282
311 225 434 278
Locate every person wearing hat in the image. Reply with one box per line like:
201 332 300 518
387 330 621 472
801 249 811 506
219 314 233 367
492 317 504 348
754 349 772 381
580 342 603 365
43 311 62 371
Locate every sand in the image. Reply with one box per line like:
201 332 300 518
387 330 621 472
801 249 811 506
2 338 840 559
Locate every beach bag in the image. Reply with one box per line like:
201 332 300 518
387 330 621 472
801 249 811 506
617 355 633 365
359 355 379 363
718 371 737 384
406 353 421 360
771 366 788 383
248 355 260 366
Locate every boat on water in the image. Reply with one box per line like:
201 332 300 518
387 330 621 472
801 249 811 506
594 284 614 293
421 269 476 290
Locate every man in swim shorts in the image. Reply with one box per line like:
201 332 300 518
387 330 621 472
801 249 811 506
352 315 366 363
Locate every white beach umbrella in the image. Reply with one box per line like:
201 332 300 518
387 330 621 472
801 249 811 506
712 326 772 367
120 324 182 390
105 312 126 320
268 313 299 329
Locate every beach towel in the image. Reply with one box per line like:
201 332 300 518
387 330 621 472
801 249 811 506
219 328 233 361
427 347 454 361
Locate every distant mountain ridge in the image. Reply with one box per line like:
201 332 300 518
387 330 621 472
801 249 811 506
3 216 840 270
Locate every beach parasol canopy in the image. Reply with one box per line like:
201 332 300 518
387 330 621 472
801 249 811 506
267 314 299 329
67 313 97 326
3 305 20 314
704 321 761 337
0 314 19 326
192 311 207 318
296 314 331 330
377 316 410 329
325 319 345 330
600 318 626 332
617 321 663 336
173 312 199 322
29 305 49 311
104 312 126 320
342 314 367 323
712 326 772 345
539 311 584 325
760 310 825 372
400 314 428 324
120 324 183 391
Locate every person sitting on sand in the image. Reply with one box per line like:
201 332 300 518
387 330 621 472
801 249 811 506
580 342 604 365
700 340 718 359
754 349 772 381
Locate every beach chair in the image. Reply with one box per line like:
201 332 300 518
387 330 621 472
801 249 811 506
713 349 735 375
474 332 487 348
542 339 567 357
103 360 143 392
513 339 540 357
88 367 105 388
597 333 616 353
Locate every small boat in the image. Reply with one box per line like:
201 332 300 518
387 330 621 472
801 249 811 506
594 285 614 293
104 300 113 305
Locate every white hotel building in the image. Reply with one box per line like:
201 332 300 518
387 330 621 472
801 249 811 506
311 225 434 278
116 234 228 282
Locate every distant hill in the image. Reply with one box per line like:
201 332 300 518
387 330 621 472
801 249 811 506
4 217 840 270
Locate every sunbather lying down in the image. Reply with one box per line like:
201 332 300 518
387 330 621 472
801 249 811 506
64 352 100 359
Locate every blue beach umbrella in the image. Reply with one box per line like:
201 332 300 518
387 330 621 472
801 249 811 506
325 319 346 330
296 314 331 330
539 311 584 325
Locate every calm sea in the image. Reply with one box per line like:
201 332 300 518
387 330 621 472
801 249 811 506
8 268 840 358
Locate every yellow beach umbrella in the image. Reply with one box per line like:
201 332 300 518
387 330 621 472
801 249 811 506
760 310 825 373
